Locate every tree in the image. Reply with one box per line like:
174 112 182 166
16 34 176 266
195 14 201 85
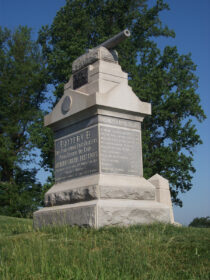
189 217 210 228
0 26 48 217
38 0 206 206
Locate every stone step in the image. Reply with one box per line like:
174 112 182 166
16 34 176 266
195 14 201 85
44 174 156 206
34 199 171 229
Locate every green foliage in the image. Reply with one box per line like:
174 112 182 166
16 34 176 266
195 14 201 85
38 0 206 206
0 216 210 279
0 26 48 217
189 216 210 228
135 45 206 205
0 168 42 218
40 175 54 206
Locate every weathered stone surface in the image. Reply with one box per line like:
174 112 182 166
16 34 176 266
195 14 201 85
33 201 97 229
100 185 155 200
45 184 155 206
44 174 156 206
45 185 99 206
148 174 174 223
33 199 170 229
97 200 171 227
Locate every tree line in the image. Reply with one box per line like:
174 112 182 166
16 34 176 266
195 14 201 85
0 0 206 218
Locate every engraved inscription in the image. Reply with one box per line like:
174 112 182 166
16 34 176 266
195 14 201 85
98 115 141 130
55 126 98 182
73 67 88 89
55 116 98 139
54 115 141 140
100 126 141 175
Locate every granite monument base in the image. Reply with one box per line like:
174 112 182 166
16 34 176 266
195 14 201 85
33 199 171 229
43 174 156 206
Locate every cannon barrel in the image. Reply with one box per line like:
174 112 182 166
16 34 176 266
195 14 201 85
72 29 131 73
98 29 130 50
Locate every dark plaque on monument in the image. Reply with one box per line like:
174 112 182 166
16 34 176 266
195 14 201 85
100 125 141 176
73 67 88 89
55 125 99 182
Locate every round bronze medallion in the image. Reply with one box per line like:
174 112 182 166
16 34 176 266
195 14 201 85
61 96 71 115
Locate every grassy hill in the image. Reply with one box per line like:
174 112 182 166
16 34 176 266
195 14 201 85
0 215 209 280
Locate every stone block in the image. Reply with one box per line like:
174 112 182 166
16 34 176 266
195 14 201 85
148 174 174 223
44 174 156 206
33 199 170 229
97 199 171 227
34 201 97 229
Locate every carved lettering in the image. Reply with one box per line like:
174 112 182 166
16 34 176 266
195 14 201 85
98 115 141 130
55 126 99 182
100 126 141 175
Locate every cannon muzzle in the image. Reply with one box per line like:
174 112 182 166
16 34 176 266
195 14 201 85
98 29 130 50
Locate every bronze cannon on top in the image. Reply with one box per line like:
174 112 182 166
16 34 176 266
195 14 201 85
98 29 131 50
72 29 131 73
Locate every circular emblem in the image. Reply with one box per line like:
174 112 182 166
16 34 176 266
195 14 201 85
61 96 71 115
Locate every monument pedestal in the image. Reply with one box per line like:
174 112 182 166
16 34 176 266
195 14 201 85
34 166 173 229
43 174 156 206
34 39 175 228
34 199 170 229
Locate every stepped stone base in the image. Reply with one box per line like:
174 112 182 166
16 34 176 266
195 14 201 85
33 199 171 229
44 174 156 206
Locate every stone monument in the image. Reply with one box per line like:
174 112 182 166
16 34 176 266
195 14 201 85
34 29 174 228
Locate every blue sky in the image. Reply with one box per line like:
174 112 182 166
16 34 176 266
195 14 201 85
0 0 209 225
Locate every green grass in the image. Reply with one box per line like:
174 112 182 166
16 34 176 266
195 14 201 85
0 216 209 280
